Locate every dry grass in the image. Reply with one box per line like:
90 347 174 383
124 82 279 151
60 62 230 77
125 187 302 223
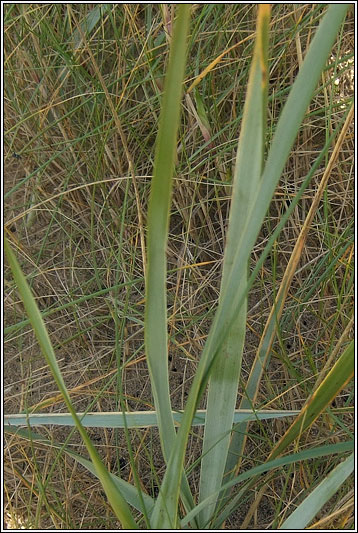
4 4 354 529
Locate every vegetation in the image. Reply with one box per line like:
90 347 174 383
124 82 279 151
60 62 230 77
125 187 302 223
4 4 354 529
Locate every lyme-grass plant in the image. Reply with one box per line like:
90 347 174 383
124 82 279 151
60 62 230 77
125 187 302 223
4 4 354 529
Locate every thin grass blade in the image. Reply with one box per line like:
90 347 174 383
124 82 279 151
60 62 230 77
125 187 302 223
181 441 353 528
4 425 155 515
279 453 354 529
267 340 354 461
71 4 112 49
4 237 138 529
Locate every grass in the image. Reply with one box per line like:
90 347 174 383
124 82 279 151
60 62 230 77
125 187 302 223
4 4 354 530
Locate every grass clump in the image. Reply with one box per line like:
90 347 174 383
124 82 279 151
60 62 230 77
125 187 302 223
4 4 354 529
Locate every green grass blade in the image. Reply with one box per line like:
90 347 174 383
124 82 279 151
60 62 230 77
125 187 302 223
267 340 354 461
145 2 190 459
71 4 112 49
181 441 354 528
201 4 350 381
224 103 354 482
4 237 138 529
279 453 354 529
143 4 196 523
4 408 302 429
150 5 349 528
4 425 155 516
198 6 270 525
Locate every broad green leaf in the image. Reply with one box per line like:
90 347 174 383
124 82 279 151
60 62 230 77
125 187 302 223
198 4 350 407
4 408 301 429
279 453 354 529
225 103 354 485
143 4 196 523
4 237 138 529
150 5 349 529
199 5 270 526
145 2 190 457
